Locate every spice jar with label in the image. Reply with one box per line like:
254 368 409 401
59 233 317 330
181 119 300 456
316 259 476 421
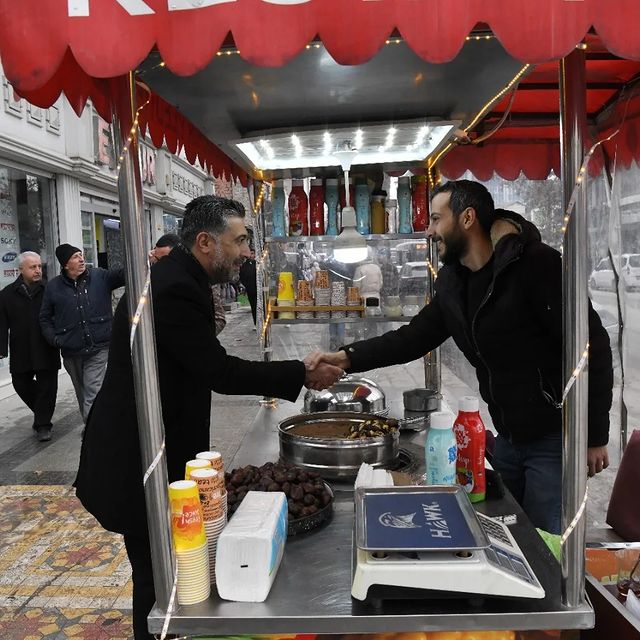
370 192 386 234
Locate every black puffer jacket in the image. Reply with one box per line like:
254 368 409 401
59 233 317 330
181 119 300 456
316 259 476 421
39 267 124 358
344 214 613 447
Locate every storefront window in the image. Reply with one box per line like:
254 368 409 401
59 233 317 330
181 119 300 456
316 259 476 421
0 165 55 382
0 166 54 288
163 211 182 235
81 210 96 267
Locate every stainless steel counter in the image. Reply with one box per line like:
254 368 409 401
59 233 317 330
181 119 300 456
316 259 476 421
148 401 594 636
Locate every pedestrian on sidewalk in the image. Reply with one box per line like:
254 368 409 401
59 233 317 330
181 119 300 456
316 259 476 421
39 244 125 422
75 195 343 640
148 232 180 265
0 251 60 442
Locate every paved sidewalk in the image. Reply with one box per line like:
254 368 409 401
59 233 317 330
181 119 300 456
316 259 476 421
0 306 262 639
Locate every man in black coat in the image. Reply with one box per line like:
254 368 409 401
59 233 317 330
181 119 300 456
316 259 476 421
307 180 613 535
75 195 342 640
0 251 60 441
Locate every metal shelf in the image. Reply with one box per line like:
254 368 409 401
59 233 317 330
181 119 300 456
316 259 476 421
271 316 414 324
265 232 427 243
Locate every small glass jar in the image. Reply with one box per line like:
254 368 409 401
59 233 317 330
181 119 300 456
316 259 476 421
383 295 402 318
402 295 421 317
364 297 382 317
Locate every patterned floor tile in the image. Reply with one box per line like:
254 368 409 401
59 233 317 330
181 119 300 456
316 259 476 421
0 486 134 638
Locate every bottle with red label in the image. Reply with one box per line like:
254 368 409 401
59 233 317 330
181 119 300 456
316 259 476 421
411 175 428 232
309 178 325 235
453 396 486 503
288 179 308 236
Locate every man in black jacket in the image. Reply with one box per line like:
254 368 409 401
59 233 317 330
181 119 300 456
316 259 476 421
0 252 60 441
39 244 124 422
307 179 613 534
75 195 342 640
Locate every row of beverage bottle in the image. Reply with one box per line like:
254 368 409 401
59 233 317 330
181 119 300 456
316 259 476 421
425 397 486 503
271 175 429 237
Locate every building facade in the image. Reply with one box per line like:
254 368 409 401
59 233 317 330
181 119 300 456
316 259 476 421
0 65 245 387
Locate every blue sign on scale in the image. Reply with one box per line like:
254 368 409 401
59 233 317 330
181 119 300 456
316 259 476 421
363 492 476 550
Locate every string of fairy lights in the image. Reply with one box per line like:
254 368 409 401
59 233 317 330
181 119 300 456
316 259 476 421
118 32 613 639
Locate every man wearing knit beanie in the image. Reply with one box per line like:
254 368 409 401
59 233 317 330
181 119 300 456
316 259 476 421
40 243 125 423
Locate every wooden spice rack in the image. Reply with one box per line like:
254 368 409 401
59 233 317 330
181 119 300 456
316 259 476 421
268 297 365 317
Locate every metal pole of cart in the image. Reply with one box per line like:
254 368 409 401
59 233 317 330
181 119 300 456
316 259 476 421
559 48 589 608
113 72 175 610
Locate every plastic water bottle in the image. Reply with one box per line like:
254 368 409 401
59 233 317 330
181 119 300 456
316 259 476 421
425 411 457 485
325 178 339 235
271 180 286 237
355 181 371 235
453 396 486 503
397 177 413 234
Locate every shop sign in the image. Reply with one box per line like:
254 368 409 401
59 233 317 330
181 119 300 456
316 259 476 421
94 114 115 168
0 178 19 289
68 0 313 16
140 145 156 186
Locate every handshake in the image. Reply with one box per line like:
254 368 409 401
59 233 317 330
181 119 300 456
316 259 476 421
303 350 352 391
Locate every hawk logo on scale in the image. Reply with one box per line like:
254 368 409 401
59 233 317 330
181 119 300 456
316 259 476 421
378 502 453 539
379 512 420 529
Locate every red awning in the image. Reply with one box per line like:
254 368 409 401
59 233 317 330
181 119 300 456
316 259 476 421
2 0 640 95
2 1 640 182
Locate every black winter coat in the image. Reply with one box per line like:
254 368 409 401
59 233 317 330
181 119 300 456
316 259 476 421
75 246 306 536
345 216 613 447
39 267 124 358
0 276 60 373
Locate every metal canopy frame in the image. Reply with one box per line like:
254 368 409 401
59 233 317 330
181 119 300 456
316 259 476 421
113 43 594 632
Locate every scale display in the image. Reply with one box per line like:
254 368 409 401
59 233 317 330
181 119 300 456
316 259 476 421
355 485 489 552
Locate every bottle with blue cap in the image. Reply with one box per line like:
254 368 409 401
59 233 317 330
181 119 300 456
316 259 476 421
425 411 457 485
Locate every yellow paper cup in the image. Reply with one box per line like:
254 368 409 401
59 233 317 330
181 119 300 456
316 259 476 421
277 272 295 300
169 480 206 551
185 458 212 480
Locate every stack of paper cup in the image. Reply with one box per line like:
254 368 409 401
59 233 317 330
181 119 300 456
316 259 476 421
347 286 362 318
331 281 346 318
190 468 227 583
185 458 211 480
169 480 210 605
276 272 295 320
196 451 227 517
196 450 224 474
314 271 331 319
296 280 314 319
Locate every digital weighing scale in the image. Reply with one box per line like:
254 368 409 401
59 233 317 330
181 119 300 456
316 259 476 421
351 486 545 601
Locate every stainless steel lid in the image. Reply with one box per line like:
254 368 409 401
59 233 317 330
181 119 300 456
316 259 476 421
303 375 386 414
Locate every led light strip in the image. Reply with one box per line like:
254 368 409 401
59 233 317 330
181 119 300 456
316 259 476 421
428 63 531 187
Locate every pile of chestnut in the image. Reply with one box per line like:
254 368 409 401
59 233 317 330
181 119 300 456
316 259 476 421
225 461 332 519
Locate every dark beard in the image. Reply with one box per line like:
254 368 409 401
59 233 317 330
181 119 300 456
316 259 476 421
440 227 468 266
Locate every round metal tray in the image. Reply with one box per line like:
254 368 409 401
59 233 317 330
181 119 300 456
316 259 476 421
288 482 334 536
278 412 399 479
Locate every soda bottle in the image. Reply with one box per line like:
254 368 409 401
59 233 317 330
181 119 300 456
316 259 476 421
309 178 325 235
453 396 486 503
288 180 308 236
425 411 457 485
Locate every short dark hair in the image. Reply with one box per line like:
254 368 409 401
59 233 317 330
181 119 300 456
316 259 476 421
180 196 246 246
430 179 494 232
154 233 180 249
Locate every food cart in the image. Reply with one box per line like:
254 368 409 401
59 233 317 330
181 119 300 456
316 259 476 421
2 1 639 637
